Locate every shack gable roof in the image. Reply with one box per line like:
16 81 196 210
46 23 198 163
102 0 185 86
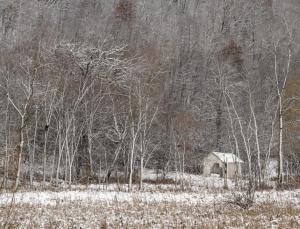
212 152 244 163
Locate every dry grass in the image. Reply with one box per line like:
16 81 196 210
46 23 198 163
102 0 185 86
1 176 300 228
1 196 299 228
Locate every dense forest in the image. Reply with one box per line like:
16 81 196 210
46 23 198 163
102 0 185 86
0 0 300 190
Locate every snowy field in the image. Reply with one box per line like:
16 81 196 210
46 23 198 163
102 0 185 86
1 172 300 228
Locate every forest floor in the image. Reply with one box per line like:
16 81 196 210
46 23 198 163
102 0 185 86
0 171 300 228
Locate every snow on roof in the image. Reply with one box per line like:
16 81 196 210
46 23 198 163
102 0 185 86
212 152 244 163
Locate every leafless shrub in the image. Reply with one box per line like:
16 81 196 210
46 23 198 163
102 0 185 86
143 178 177 185
227 180 255 210
1 191 17 228
276 176 300 190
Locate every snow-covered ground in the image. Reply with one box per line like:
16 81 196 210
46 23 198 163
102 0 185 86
1 172 300 228
0 187 300 207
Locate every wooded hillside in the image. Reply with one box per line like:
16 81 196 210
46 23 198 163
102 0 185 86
0 0 299 189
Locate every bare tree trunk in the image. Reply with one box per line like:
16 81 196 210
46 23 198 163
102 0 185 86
64 151 68 183
181 140 185 190
56 149 62 185
225 95 241 186
216 93 223 150
139 131 145 190
50 149 56 184
50 134 58 184
139 155 144 190
249 92 262 186
128 132 135 192
43 129 49 186
3 95 10 189
30 107 38 187
172 126 178 189
278 96 284 185
86 104 94 177
224 162 228 189
56 121 63 185
274 45 291 186
65 129 71 185
225 91 252 176
69 162 72 185
88 129 93 176
128 84 140 192
14 117 25 190
98 159 102 185
104 150 108 187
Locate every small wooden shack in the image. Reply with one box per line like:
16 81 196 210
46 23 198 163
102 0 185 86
203 152 243 179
